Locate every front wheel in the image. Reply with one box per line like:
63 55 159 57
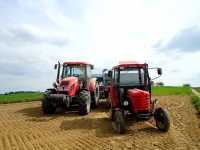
154 107 170 132
113 110 126 134
42 98 56 114
79 90 91 115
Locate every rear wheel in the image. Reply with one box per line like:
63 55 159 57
79 90 91 115
42 97 56 114
113 110 126 134
154 107 170 132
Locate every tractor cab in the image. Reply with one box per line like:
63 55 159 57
57 62 94 89
109 62 161 92
110 63 149 91
61 62 93 79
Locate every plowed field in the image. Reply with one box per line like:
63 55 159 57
0 96 199 150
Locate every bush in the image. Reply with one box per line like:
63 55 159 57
155 82 164 87
183 84 191 87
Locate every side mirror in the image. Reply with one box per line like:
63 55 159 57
102 68 108 73
108 70 112 78
157 68 162 75
54 64 58 70
91 65 94 70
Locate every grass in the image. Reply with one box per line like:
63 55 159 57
152 86 192 95
0 92 43 104
192 96 200 114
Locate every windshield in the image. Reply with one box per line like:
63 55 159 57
119 68 144 85
62 65 86 79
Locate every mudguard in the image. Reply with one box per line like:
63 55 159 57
88 78 97 92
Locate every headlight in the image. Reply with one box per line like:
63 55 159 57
123 101 129 106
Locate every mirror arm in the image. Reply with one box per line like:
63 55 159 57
151 75 161 80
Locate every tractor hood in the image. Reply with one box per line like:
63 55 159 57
58 76 79 92
127 88 150 99
127 88 150 112
60 77 78 86
60 76 78 86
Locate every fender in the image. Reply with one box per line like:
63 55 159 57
109 85 119 108
88 78 97 92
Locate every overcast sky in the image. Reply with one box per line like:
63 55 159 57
0 0 200 93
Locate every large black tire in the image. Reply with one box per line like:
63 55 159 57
113 110 126 134
91 84 100 109
79 90 91 115
42 97 56 114
154 107 170 132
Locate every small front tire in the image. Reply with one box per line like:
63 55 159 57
154 107 170 132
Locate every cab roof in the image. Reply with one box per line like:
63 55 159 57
113 61 147 69
63 61 92 65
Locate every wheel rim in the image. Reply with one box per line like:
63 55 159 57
87 101 90 112
87 94 91 113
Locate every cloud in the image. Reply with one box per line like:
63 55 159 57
1 0 200 93
155 26 200 53
0 25 68 47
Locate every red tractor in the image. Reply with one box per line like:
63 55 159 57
42 61 99 115
108 62 170 134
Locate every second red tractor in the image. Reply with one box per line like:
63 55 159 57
108 62 170 134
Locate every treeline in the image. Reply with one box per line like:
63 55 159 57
2 91 41 95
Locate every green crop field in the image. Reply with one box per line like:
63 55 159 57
0 92 43 104
152 86 192 95
192 96 200 114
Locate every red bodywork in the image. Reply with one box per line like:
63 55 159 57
110 62 151 113
63 62 91 65
110 86 119 108
127 89 150 113
59 77 80 97
112 63 145 69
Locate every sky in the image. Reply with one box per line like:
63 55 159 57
0 0 200 93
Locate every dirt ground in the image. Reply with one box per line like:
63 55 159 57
0 96 199 150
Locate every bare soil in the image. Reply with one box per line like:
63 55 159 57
0 96 199 150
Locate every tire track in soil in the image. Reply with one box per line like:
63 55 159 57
0 96 199 150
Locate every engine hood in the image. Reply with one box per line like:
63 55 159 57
127 88 150 98
60 76 78 86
